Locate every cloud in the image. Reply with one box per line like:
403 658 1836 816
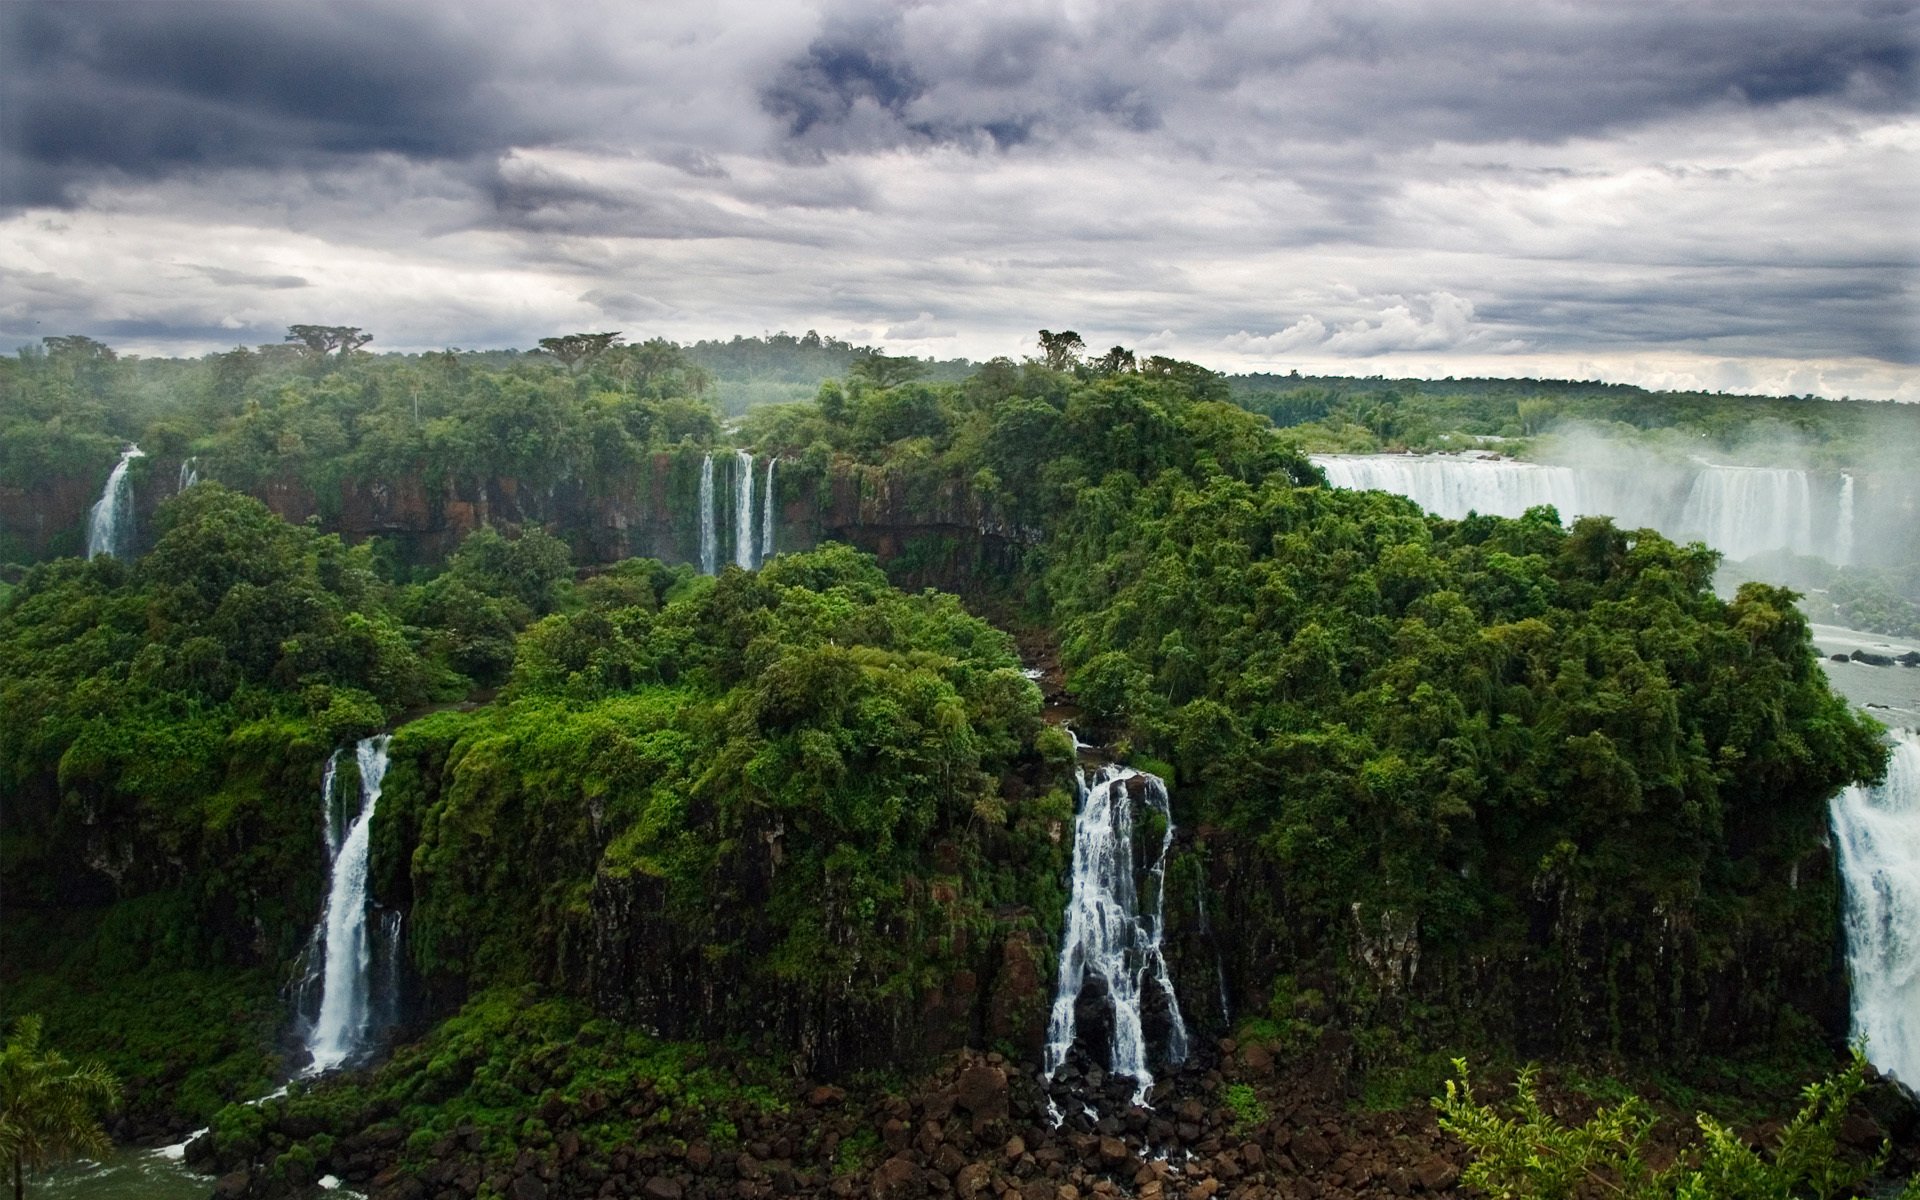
883 311 956 339
1226 292 1493 356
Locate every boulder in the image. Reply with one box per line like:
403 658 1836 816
871 1155 925 1200
955 1065 1010 1120
645 1176 685 1200
1852 649 1896 667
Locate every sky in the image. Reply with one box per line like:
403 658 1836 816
2 0 1916 398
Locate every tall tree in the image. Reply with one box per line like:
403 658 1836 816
0 1016 119 1200
1036 329 1085 372
849 350 927 389
537 332 623 374
284 325 372 360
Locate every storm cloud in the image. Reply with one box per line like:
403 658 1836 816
1 0 1915 396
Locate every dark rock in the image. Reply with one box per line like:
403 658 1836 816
1414 1157 1457 1191
955 1066 1010 1120
1852 649 1896 667
1292 1131 1332 1171
871 1155 925 1200
645 1176 685 1200
1097 1137 1129 1167
954 1162 993 1199
510 1174 549 1200
1831 653 1852 663
213 1170 251 1200
1900 651 1920 667
810 1086 848 1108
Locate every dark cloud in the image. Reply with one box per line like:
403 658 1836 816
0 0 528 208
190 265 311 290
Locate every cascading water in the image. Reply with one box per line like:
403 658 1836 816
1831 729 1920 1087
85 444 144 559
1312 454 1585 522
1676 463 1815 562
303 735 393 1073
761 456 778 561
1836 474 1856 568
1043 759 1189 1107
698 454 717 576
734 448 756 571
177 456 199 493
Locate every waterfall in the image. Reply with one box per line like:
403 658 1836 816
1676 464 1814 562
1312 454 1585 522
85 444 144 559
1314 453 1851 565
177 457 199 493
304 734 393 1074
1832 729 1920 1087
761 456 778 561
1836 474 1856 568
1043 762 1189 1106
698 454 717 576
734 448 756 571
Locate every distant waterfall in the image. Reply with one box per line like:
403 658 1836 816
1043 760 1189 1106
761 457 778 561
303 735 394 1074
177 457 199 494
698 454 717 576
85 444 144 559
1832 729 1920 1087
1315 453 1857 566
734 449 756 571
1836 474 1856 567
1313 454 1584 522
1676 464 1814 562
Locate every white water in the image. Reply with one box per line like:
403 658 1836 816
761 456 778 561
1832 729 1920 1086
1312 454 1855 565
698 454 717 575
1836 474 1855 567
1043 762 1189 1106
1675 464 1815 562
305 735 392 1073
85 445 144 559
734 449 756 571
176 457 199 493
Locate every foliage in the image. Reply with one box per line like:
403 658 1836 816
1222 1082 1268 1136
0 1014 120 1196
1433 1048 1902 1200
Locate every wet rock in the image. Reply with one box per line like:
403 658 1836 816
213 1170 252 1200
1852 649 1896 667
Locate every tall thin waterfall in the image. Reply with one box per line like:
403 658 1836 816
304 735 393 1073
85 444 144 559
761 457 778 561
698 454 717 575
177 457 200 493
1832 729 1920 1087
1043 761 1189 1106
734 449 756 571
1836 474 1856 567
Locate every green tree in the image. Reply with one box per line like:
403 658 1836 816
0 1016 120 1200
1036 329 1085 372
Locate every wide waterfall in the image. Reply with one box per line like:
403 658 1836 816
761 456 778 561
1832 729 1920 1087
85 444 144 559
1043 759 1189 1107
1313 453 1855 566
303 735 394 1074
698 454 717 575
734 449 756 571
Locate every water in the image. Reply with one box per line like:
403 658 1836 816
698 454 717 575
84 445 144 559
304 735 393 1073
1312 454 1855 566
1042 762 1189 1106
177 457 199 493
1837 474 1855 567
734 448 756 571
761 456 778 561
1832 729 1920 1087
30 1146 215 1199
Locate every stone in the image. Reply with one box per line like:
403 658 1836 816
1097 1137 1129 1167
510 1174 549 1200
810 1086 849 1108
955 1162 993 1199
1414 1157 1457 1192
1852 649 1896 667
1292 1131 1332 1171
213 1170 251 1200
687 1144 714 1171
956 1066 1011 1120
646 1176 685 1200
1004 1136 1026 1162
872 1155 925 1200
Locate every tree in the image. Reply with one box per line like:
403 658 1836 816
285 325 372 360
537 332 623 374
849 350 927 389
1093 345 1137 375
1036 329 1085 372
0 1015 119 1200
